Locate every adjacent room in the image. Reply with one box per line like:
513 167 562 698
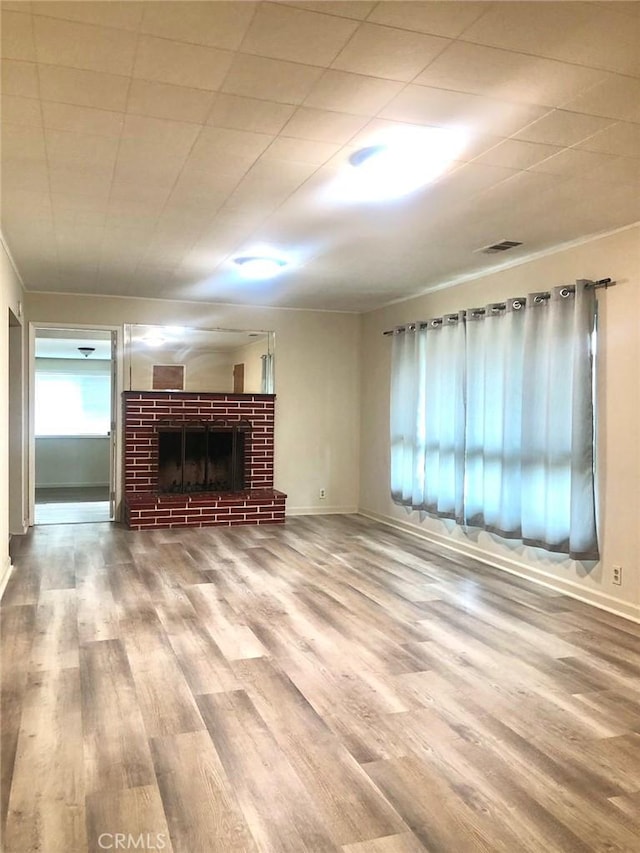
1 2 639 851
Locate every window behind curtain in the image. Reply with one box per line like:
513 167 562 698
389 284 599 561
35 359 111 436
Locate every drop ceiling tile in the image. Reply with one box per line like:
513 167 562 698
207 94 295 134
1 2 33 11
380 85 548 137
166 183 228 215
42 101 124 137
133 35 233 91
188 126 274 170
602 2 640 18
1 189 51 216
107 197 167 221
222 54 324 105
576 121 640 157
1 59 39 96
331 23 450 82
561 73 640 124
531 147 619 178
1 158 49 192
2 94 42 126
226 158 316 210
588 156 640 185
109 181 170 205
241 3 358 66
475 138 562 170
426 160 520 208
261 136 340 165
172 166 245 199
52 207 106 228
31 1 144 31
50 192 110 214
37 64 130 111
368 1 488 38
0 11 36 61
127 79 215 124
2 121 46 158
198 208 266 242
415 42 606 107
281 107 367 144
275 2 376 20
45 128 120 169
140 1 256 51
461 2 640 77
48 164 112 197
224 182 288 214
104 210 161 232
32 14 137 75
112 154 186 189
120 114 202 161
303 69 403 116
515 109 616 146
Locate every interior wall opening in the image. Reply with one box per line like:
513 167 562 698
33 327 115 525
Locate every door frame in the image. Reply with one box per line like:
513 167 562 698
28 322 123 526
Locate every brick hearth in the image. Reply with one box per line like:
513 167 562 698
122 391 286 530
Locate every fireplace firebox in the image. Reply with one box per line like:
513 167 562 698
157 420 249 494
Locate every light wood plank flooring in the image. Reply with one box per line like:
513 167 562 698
2 515 640 852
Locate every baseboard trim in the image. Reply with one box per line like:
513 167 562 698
287 505 358 517
0 555 13 601
358 509 640 625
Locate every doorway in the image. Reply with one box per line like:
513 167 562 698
33 328 116 525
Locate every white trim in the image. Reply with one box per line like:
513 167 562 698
287 505 358 516
28 322 124 526
26 288 359 315
0 556 13 601
376 221 640 310
358 509 640 625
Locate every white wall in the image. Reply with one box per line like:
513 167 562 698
35 437 110 488
359 225 640 621
1 239 26 591
25 293 361 515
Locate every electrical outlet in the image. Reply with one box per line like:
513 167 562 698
319 488 326 499
612 565 622 586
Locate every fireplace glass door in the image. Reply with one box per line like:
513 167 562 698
157 421 248 494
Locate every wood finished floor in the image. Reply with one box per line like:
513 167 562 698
2 515 640 853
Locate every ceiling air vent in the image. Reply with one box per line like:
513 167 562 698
476 240 523 255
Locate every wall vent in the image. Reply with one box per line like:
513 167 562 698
476 240 523 255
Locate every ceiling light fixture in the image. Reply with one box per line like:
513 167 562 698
336 126 468 203
77 346 95 358
233 255 288 280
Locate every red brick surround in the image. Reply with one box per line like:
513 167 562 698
123 391 285 530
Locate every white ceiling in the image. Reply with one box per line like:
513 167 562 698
35 328 112 358
2 1 639 312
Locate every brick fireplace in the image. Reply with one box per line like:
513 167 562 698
122 391 286 530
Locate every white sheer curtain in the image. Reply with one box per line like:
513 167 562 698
391 316 465 519
390 282 599 560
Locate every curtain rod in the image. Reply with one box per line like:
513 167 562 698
382 278 615 336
